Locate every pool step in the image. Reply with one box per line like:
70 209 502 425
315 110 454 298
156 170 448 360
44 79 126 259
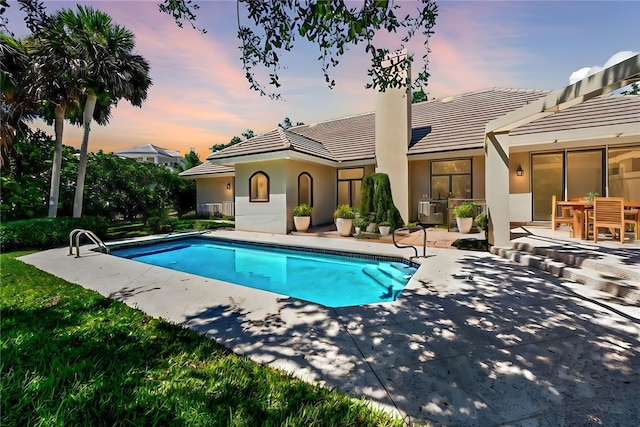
362 266 405 301
389 262 418 278
362 263 414 288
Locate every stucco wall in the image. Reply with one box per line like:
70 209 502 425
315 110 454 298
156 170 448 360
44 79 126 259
509 152 530 195
234 161 288 234
285 161 336 231
195 176 234 205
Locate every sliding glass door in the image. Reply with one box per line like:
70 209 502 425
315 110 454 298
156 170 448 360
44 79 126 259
532 153 563 220
566 150 604 200
531 149 605 221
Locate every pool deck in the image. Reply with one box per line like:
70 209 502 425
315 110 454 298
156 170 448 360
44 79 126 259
19 229 640 426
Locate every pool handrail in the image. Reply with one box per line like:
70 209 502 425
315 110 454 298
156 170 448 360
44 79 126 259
69 229 110 257
392 225 427 261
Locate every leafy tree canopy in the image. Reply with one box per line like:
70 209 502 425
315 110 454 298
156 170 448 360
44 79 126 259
621 82 640 95
412 88 427 103
183 148 202 170
278 117 304 129
159 0 437 98
210 130 254 153
6 0 438 99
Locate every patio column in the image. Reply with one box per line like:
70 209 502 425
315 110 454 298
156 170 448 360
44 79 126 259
485 132 511 246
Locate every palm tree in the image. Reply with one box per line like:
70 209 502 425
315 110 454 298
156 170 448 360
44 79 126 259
48 6 151 218
28 15 85 217
0 34 36 167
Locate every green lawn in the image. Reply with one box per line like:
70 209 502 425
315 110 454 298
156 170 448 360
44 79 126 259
1 251 402 426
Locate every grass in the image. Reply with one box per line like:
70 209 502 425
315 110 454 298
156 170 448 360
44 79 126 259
1 251 402 426
107 218 234 240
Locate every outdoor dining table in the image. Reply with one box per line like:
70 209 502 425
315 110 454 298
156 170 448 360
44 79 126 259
556 200 592 239
555 199 640 240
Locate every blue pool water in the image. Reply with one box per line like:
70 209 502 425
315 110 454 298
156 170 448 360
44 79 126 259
111 238 416 307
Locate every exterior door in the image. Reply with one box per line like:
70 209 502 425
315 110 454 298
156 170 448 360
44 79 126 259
532 152 563 221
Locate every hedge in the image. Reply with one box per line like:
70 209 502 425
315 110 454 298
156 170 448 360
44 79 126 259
0 217 108 252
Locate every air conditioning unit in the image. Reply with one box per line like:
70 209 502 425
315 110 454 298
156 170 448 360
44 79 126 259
418 201 444 225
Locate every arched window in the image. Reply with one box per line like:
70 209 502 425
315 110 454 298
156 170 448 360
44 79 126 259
249 171 269 202
298 172 313 206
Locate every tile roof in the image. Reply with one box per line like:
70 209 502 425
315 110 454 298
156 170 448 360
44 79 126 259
291 113 376 161
206 117 372 163
179 162 234 177
114 144 182 158
509 94 640 136
198 88 635 170
408 88 550 155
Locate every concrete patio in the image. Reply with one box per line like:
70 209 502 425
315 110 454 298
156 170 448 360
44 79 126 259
19 229 640 426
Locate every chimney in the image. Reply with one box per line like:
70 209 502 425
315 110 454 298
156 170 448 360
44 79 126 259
375 49 411 223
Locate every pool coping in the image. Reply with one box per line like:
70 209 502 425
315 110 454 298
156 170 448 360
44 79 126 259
108 232 422 269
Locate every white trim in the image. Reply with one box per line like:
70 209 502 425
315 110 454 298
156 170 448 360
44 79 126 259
407 148 485 161
209 150 340 168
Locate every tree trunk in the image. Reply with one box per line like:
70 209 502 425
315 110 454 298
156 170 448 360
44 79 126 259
47 104 65 218
73 92 97 218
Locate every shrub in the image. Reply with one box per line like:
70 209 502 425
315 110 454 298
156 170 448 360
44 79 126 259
354 218 369 229
474 213 488 231
292 203 313 217
358 173 403 228
146 216 172 234
0 216 108 252
379 221 392 227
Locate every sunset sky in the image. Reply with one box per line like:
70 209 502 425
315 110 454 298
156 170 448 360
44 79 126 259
5 0 639 161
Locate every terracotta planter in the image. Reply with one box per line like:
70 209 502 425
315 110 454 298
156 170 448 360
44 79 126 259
456 217 473 233
293 216 310 232
335 218 353 236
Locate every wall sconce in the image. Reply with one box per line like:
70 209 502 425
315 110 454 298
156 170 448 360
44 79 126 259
516 165 524 176
226 183 231 190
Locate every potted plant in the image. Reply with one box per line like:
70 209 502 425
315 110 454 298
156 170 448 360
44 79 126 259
587 191 600 202
292 203 313 232
334 204 355 236
452 202 478 234
378 221 392 236
354 217 368 236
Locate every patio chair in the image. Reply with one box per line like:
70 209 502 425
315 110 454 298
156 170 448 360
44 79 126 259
592 197 636 244
551 195 574 236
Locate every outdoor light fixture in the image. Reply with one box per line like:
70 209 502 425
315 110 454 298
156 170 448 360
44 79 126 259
226 183 231 190
516 165 524 176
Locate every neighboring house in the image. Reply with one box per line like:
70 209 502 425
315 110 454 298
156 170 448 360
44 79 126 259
114 144 185 170
180 53 640 243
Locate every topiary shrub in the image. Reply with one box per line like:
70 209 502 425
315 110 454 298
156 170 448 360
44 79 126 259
0 216 108 252
359 173 403 229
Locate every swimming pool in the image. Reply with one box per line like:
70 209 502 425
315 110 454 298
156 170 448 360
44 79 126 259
111 237 417 307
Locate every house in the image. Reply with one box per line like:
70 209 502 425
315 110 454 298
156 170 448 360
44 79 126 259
114 144 185 170
180 53 640 244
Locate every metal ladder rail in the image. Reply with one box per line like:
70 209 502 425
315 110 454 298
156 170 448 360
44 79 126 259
392 225 427 261
69 229 110 257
